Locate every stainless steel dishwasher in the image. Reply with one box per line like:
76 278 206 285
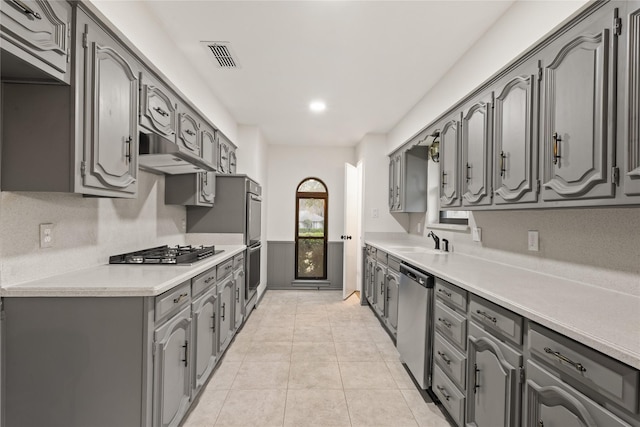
397 263 434 389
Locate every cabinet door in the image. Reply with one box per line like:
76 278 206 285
394 154 403 210
178 112 200 156
218 140 229 173
540 9 617 201
385 270 399 330
153 307 191 427
229 150 237 174
467 332 522 427
624 5 640 195
218 279 233 352
494 71 539 204
374 265 386 316
388 158 395 210
81 19 138 196
196 173 215 206
192 291 217 395
440 115 462 207
0 0 70 81
140 74 177 138
234 268 245 329
462 95 493 206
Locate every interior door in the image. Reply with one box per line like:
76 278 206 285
342 163 358 300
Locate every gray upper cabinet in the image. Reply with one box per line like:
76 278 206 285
153 306 192 427
493 64 539 205
391 152 402 210
540 6 618 202
462 93 493 207
217 132 236 174
439 113 462 208
229 149 237 174
80 12 139 196
140 71 178 138
198 127 217 205
389 142 429 213
177 108 201 157
624 3 640 196
0 0 71 83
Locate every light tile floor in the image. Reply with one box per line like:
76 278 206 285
183 290 451 427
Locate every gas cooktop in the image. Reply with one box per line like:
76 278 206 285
109 245 222 265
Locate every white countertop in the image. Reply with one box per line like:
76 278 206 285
365 237 640 370
0 245 246 297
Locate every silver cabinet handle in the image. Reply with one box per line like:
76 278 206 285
173 293 188 304
437 351 451 365
436 385 450 401
438 317 452 328
544 347 587 372
10 0 41 19
476 309 497 324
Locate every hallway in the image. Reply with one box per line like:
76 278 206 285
182 290 450 426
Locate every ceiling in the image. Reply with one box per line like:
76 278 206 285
141 1 515 147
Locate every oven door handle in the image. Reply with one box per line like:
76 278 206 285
250 195 262 202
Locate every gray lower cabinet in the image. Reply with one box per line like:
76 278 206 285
540 3 617 202
373 262 387 317
385 266 399 334
153 305 192 427
439 113 463 208
191 286 218 397
467 321 523 427
525 360 632 427
233 262 245 330
461 93 493 207
364 246 377 305
218 272 234 353
493 61 539 205
624 3 640 196
0 0 71 83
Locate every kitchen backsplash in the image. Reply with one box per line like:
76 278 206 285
0 171 186 285
408 208 640 297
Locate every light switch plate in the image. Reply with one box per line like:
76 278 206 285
472 227 482 242
528 230 539 251
40 223 54 248
372 208 379 219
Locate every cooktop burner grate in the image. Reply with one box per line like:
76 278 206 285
109 245 220 265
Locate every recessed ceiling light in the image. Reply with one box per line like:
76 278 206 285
309 101 326 113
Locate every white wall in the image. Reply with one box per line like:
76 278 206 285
387 0 589 153
266 145 356 242
89 0 238 144
355 134 408 233
0 172 186 285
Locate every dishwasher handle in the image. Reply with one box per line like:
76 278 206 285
399 263 433 288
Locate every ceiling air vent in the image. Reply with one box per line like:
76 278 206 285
203 42 240 69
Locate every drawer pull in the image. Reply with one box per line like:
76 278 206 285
173 293 188 304
476 309 497 324
438 317 452 328
437 351 451 365
437 288 452 298
204 276 215 284
436 385 451 401
153 106 169 117
10 0 42 19
544 347 587 372
185 129 196 137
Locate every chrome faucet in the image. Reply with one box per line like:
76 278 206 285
427 231 440 250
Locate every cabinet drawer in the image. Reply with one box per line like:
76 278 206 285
387 255 401 272
526 360 633 427
434 332 467 389
366 245 377 257
192 267 217 298
376 250 388 265
435 278 467 312
435 300 467 351
433 364 465 427
233 253 244 270
155 281 191 324
217 258 234 279
469 295 522 345
528 323 639 413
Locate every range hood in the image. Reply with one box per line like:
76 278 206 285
138 133 216 175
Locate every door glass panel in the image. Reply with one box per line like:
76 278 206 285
298 198 325 237
297 238 325 278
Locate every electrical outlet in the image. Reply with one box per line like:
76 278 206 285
40 223 54 248
472 227 482 242
372 208 379 219
528 230 539 251
417 222 422 233
181 219 187 231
